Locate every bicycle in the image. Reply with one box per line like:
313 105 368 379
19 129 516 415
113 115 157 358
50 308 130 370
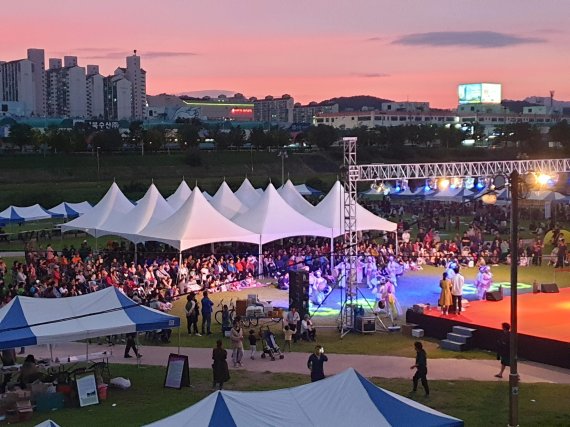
214 298 235 325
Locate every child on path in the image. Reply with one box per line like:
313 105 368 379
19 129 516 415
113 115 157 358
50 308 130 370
283 325 294 352
248 329 257 360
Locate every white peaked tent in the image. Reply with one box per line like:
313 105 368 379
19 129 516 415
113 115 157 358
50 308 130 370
427 188 474 202
527 190 568 201
232 183 331 245
234 178 261 208
202 191 213 201
96 183 174 243
307 181 397 237
210 181 248 219
48 201 92 218
277 179 314 214
166 180 192 211
138 187 260 251
0 204 52 222
146 368 463 427
294 183 323 196
61 182 134 236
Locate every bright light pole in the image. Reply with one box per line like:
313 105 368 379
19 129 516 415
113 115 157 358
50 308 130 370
96 146 101 182
277 149 288 186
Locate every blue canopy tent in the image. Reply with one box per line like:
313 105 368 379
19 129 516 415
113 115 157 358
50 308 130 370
48 201 92 219
0 207 24 225
0 287 180 350
146 368 463 427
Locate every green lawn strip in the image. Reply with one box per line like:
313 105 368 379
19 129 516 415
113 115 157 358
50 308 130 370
21 364 570 427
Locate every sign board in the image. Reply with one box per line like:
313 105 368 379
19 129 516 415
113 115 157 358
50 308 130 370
164 353 190 389
84 120 121 130
76 373 99 407
458 83 501 104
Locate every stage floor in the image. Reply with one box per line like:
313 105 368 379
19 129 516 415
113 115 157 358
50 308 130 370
422 288 570 342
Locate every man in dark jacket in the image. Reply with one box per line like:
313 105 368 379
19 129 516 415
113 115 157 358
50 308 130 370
307 345 328 382
410 341 429 396
201 291 214 335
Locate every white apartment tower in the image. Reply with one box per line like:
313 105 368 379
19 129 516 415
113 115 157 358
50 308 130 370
46 56 87 118
125 51 147 120
0 58 36 116
104 74 132 121
86 65 104 119
26 48 46 117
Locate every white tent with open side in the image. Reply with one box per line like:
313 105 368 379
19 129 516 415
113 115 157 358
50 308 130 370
60 182 134 237
47 201 92 218
145 368 463 427
306 181 397 237
0 287 180 350
138 187 260 251
96 183 174 243
0 204 52 222
209 181 248 219
278 179 314 214
166 180 192 211
232 183 331 244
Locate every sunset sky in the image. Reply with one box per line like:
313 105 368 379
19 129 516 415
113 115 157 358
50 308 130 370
3 0 569 107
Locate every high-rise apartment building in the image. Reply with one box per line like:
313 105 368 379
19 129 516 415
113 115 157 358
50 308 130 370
26 48 46 117
46 57 87 118
103 74 132 120
0 58 36 116
124 51 147 120
86 65 104 119
253 94 294 123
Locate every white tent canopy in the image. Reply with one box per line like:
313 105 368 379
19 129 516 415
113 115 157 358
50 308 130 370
146 368 463 427
234 178 261 208
306 181 397 237
61 182 134 237
166 180 192 211
232 183 331 244
210 181 248 219
48 201 92 218
277 179 314 214
426 188 474 202
294 183 323 196
527 190 568 201
138 187 260 251
96 183 174 243
0 204 52 222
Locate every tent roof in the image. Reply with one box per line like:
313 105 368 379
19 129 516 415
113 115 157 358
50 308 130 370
294 183 323 196
146 368 462 427
527 190 568 201
210 181 248 219
60 183 134 236
96 183 174 242
306 181 397 236
166 180 192 211
138 187 260 251
0 287 180 350
34 421 61 427
0 204 52 222
232 183 331 244
48 201 92 218
277 180 314 214
234 178 261 208
426 188 474 201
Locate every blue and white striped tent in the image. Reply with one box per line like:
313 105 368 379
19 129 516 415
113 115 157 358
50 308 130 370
0 204 52 223
48 201 92 218
146 368 463 427
34 420 61 427
0 287 180 350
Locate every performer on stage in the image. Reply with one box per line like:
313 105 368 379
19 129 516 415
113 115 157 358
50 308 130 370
365 256 378 289
386 255 402 286
356 256 365 284
475 265 493 300
311 270 329 305
445 258 459 281
334 259 347 288
377 276 401 320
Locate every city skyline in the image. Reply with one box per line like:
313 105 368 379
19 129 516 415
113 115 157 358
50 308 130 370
3 0 569 107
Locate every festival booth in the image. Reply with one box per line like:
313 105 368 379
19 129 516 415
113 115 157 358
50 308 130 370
145 368 463 427
426 188 474 202
47 202 92 219
0 205 52 224
60 182 134 237
294 183 322 197
166 180 192 211
209 181 248 219
278 179 315 214
234 178 261 208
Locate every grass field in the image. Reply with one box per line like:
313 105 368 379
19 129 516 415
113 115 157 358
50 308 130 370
19 364 570 427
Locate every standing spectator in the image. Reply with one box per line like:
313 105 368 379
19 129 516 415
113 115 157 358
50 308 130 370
307 345 328 382
410 341 429 397
495 322 510 379
230 320 244 368
301 314 316 341
286 307 300 343
221 304 232 336
212 340 230 390
184 293 201 336
555 239 567 268
438 272 452 316
248 329 257 360
124 332 142 359
450 266 464 315
201 291 214 335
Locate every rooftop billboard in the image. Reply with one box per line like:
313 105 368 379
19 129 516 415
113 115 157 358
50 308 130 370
458 83 502 104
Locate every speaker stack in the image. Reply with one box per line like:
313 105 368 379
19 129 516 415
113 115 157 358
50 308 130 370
485 290 503 301
540 283 560 293
288 270 310 319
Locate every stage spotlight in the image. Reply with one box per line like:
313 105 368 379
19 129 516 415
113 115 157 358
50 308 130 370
450 177 463 189
439 178 450 190
464 177 475 190
536 173 552 186
475 179 486 190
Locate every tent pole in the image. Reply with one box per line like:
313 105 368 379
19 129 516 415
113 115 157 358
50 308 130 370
330 235 334 272
395 232 399 256
49 344 53 362
134 244 138 266
258 239 263 278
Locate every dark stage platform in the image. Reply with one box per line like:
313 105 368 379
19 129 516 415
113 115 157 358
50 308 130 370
407 289 570 369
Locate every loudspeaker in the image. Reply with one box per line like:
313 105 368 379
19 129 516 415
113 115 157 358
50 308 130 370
354 316 376 333
289 270 310 319
486 291 503 301
540 283 559 293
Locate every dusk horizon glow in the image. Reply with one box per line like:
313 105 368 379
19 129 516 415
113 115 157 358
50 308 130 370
3 0 569 107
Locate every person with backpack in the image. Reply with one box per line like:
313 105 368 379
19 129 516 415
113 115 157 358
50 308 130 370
184 292 201 336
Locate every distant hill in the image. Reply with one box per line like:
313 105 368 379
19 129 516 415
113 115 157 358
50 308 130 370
319 95 393 112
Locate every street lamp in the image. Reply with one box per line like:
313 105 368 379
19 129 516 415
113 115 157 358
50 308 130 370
277 149 288 186
96 146 101 182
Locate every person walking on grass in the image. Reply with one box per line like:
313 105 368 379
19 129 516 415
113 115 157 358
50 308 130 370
495 322 510 379
307 345 328 382
410 341 429 397
212 340 230 390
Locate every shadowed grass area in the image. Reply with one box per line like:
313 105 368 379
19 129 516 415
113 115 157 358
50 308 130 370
21 364 570 427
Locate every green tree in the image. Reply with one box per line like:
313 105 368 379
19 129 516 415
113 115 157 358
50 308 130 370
91 129 123 152
143 127 166 151
8 123 35 150
178 122 201 147
549 119 570 153
307 125 338 150
249 127 268 149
